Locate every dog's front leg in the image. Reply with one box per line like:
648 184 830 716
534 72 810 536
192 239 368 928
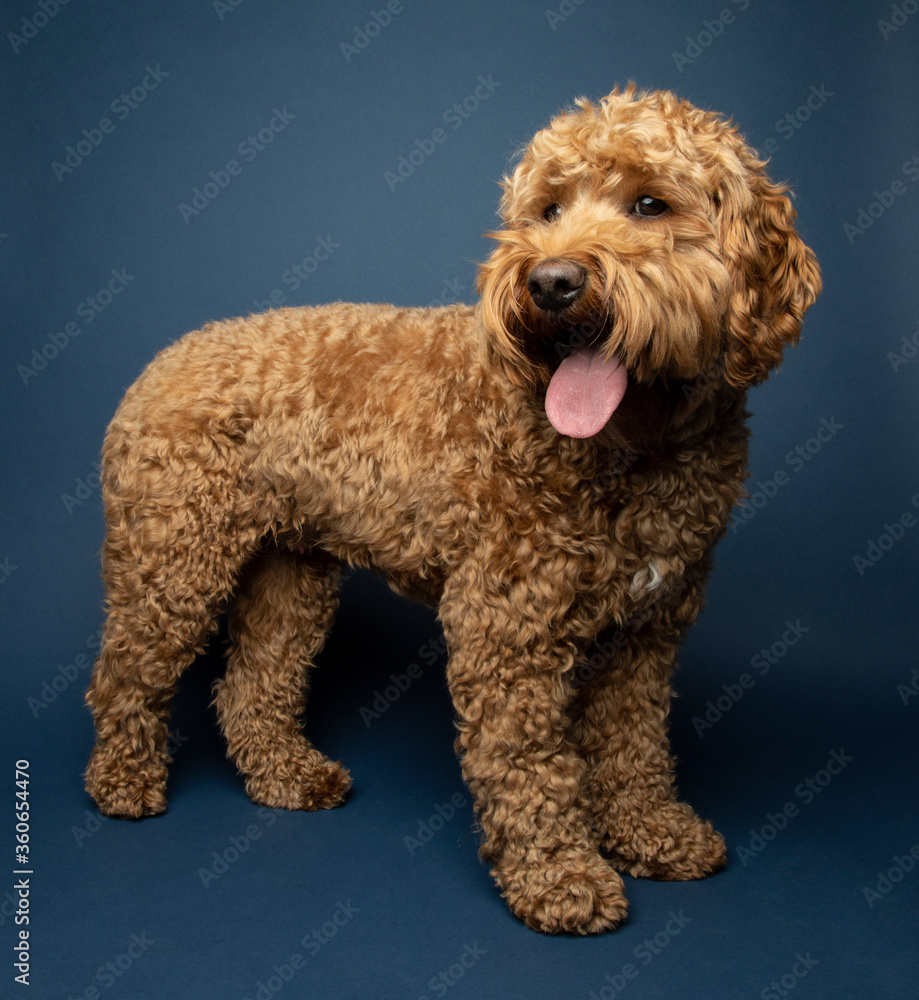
439 562 628 935
573 558 727 881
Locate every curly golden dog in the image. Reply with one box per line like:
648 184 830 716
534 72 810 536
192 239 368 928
85 85 820 934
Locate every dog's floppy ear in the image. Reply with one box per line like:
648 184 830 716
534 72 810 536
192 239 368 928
718 160 821 388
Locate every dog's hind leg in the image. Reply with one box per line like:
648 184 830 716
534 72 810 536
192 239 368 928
85 501 258 819
214 548 351 811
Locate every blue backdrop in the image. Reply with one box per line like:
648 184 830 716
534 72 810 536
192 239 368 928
2 1 917 998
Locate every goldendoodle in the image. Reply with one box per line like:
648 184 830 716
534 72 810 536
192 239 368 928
85 85 820 934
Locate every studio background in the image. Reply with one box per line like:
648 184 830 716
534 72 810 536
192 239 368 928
1 1 917 998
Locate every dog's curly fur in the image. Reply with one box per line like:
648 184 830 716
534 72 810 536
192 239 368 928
84 86 820 934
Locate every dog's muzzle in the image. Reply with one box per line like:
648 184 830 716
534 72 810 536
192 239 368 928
522 259 627 439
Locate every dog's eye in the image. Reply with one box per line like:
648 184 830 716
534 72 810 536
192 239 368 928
543 203 562 222
632 196 669 218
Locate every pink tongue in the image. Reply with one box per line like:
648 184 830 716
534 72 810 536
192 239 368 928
545 345 627 438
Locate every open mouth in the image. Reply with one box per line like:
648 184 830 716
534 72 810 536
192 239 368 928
520 299 627 439
544 341 628 438
520 259 627 439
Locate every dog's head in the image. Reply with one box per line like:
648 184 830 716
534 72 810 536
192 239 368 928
476 85 821 438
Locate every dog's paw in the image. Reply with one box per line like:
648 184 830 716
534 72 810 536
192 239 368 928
496 849 628 935
602 803 726 880
243 754 352 811
85 745 168 819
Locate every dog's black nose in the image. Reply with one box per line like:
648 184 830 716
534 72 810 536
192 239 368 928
526 258 587 312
